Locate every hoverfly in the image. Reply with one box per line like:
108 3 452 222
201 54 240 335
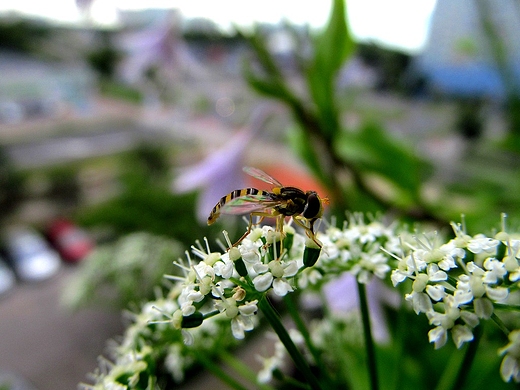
207 166 327 248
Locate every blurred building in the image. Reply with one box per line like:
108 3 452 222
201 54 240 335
0 51 95 124
413 0 520 100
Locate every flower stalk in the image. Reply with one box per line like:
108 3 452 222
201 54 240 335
196 351 250 390
357 280 380 390
284 293 335 387
258 295 323 390
435 325 483 390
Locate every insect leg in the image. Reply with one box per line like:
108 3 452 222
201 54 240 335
293 216 322 248
232 211 274 247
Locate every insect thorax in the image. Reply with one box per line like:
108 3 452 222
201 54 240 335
274 187 308 217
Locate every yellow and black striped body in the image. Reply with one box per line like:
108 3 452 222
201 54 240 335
207 188 271 225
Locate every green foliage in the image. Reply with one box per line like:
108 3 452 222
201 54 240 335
244 0 434 221
86 31 121 79
124 143 170 178
62 232 183 310
335 122 431 201
76 145 211 247
98 79 143 103
46 165 81 205
0 19 50 53
87 47 120 79
306 0 354 141
0 146 24 221
357 43 412 91
77 174 209 247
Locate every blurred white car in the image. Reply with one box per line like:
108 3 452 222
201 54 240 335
4 227 61 282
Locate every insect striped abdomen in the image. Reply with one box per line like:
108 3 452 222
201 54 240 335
207 188 265 225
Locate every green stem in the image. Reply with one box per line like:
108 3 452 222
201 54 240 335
196 352 249 390
283 294 335 387
434 324 483 390
357 280 379 390
493 303 520 313
389 305 407 390
219 350 275 390
258 295 322 390
491 312 511 336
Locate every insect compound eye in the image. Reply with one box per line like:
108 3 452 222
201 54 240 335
302 192 321 219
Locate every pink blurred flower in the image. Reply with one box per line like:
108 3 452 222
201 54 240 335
172 105 274 223
117 11 204 85
324 274 400 343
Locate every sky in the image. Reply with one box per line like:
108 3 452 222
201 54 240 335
0 0 437 54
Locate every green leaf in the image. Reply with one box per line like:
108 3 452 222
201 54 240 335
243 32 301 105
306 0 355 140
335 122 431 197
314 0 354 73
286 124 332 189
243 68 286 99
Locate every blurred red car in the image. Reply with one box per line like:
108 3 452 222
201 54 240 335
46 219 94 263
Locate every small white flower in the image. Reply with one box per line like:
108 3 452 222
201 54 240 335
238 300 258 316
186 290 204 302
427 296 460 333
460 310 479 328
437 241 464 271
180 301 196 316
467 235 500 254
391 269 408 286
486 285 509 302
428 325 448 349
213 257 235 279
215 297 239 318
231 314 255 339
451 324 474 348
426 284 445 301
253 273 274 292
483 258 507 283
241 247 261 264
273 278 294 296
257 353 283 384
500 330 520 382
501 355 520 383
406 291 433 314
427 263 448 282
473 297 493 319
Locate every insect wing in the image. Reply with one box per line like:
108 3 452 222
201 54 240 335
243 166 283 187
219 194 278 215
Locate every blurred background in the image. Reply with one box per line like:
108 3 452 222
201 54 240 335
0 0 519 388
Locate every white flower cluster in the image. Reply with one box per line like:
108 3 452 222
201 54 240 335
84 213 520 388
83 217 403 389
305 214 400 286
256 329 304 384
167 226 307 340
164 215 403 342
81 296 238 389
389 219 520 381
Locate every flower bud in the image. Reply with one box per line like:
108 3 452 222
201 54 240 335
228 246 248 276
303 240 321 268
181 311 204 328
204 253 221 266
283 225 295 252
235 258 248 277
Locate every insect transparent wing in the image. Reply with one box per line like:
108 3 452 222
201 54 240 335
243 166 283 187
219 194 279 215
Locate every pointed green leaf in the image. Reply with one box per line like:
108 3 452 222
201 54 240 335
306 0 355 140
335 122 431 196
